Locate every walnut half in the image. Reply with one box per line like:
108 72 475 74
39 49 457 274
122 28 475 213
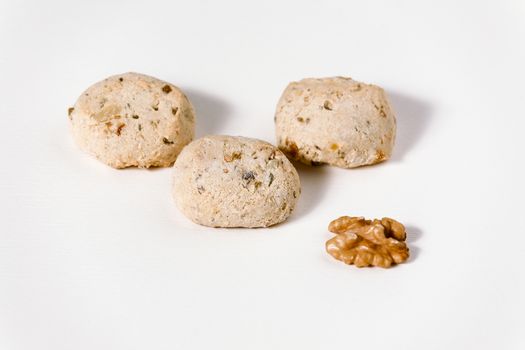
326 216 409 268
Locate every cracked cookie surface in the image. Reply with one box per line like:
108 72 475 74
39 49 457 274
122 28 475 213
172 135 301 228
275 77 396 168
69 72 195 168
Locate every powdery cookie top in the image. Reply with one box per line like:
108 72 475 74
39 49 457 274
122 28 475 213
275 77 396 168
172 135 301 228
69 72 195 168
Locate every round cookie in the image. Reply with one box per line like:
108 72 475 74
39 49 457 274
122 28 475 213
69 72 195 168
275 77 396 168
172 135 301 228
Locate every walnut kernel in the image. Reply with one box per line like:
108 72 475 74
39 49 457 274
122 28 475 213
326 216 409 268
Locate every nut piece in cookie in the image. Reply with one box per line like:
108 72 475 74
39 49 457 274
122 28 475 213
326 216 409 268
275 77 396 168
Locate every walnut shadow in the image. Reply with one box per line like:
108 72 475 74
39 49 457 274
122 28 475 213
404 225 422 263
183 88 232 138
286 161 330 223
387 91 433 162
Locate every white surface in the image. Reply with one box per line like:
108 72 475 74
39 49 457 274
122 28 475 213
1 0 524 349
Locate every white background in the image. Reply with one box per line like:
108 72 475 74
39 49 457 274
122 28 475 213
1 0 524 349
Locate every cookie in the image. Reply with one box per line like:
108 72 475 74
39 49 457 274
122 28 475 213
69 72 195 168
172 135 301 228
275 77 396 168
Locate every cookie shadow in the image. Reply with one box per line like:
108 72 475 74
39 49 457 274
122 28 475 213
387 91 433 162
405 225 422 263
184 88 232 137
287 162 330 223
